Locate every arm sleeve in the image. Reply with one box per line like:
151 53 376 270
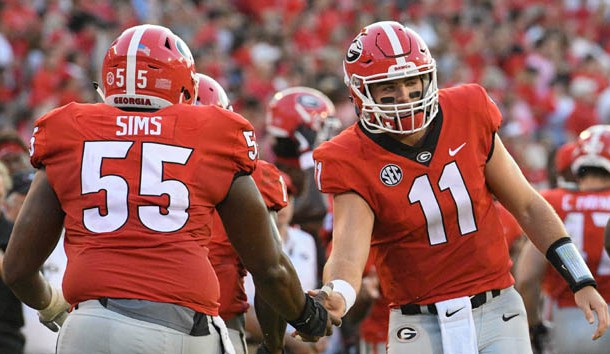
218 109 258 176
252 160 288 211
480 84 502 133
29 115 51 169
313 143 355 195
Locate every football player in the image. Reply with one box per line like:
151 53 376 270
266 86 340 237
196 72 290 354
553 141 578 189
195 73 233 111
2 25 338 354
516 125 610 354
309 21 608 353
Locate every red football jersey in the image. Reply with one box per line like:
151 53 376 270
360 295 390 344
314 84 513 306
540 188 610 307
30 102 258 315
359 256 390 344
495 200 524 249
208 160 288 320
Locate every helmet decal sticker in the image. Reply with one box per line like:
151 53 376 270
106 72 115 86
297 94 322 109
346 38 363 63
175 37 194 63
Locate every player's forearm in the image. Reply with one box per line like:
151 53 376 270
322 257 363 295
514 242 547 326
3 271 52 310
518 279 542 326
252 252 307 322
516 196 596 293
511 194 567 252
254 293 286 352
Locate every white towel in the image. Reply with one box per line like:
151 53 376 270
212 316 236 354
434 296 478 354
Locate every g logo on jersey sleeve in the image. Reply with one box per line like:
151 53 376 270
380 164 402 186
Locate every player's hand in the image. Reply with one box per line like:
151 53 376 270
291 293 341 342
574 285 609 340
308 285 346 321
38 287 70 332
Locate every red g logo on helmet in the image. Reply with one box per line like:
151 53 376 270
343 21 439 135
101 24 198 109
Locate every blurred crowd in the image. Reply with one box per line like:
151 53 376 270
1 1 610 353
1 0 610 190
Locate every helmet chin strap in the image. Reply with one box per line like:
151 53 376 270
92 82 106 102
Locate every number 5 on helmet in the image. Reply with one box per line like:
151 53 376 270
101 24 198 109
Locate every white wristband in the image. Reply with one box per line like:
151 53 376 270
330 280 356 316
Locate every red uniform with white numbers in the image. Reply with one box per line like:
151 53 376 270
495 201 524 250
208 160 287 320
313 84 513 306
540 188 610 307
359 257 390 353
30 102 258 316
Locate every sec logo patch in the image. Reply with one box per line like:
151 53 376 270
380 164 402 186
396 326 419 342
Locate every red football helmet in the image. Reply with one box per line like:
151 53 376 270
102 24 198 109
571 125 610 174
195 73 232 110
343 21 438 135
266 86 338 143
554 141 576 173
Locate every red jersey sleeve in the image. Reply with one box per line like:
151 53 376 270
481 85 502 133
251 160 288 211
313 126 366 196
214 108 258 176
29 104 72 169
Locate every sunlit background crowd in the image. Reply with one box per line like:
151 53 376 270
1 0 610 353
